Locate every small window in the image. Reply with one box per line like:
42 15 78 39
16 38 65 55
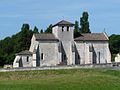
67 26 69 31
58 42 61 52
41 53 43 60
89 45 93 52
72 44 75 52
98 52 100 63
62 26 64 32
27 56 29 62
63 54 67 60
78 54 80 60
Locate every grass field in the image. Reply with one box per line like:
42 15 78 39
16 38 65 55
0 68 120 90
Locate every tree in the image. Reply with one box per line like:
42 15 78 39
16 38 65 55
40 29 44 33
33 26 39 33
19 24 33 50
0 23 34 66
80 12 91 33
0 37 14 65
45 24 52 33
74 21 81 38
109 34 120 54
109 34 120 61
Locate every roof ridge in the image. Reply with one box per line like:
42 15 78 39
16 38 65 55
81 33 103 34
34 33 53 35
34 33 59 41
16 50 33 55
53 20 74 27
74 33 108 41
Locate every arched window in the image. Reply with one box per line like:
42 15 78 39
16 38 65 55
27 56 29 62
62 26 64 32
41 53 43 60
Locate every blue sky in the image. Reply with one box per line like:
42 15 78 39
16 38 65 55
0 0 120 39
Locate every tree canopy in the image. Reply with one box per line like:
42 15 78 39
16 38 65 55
80 12 91 33
0 24 34 66
74 21 81 38
40 29 44 33
109 34 120 61
33 26 39 33
45 24 52 33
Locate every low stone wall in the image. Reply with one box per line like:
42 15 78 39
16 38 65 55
0 63 119 72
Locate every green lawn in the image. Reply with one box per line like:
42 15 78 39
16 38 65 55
0 68 120 90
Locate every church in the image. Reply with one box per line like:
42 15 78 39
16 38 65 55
13 20 111 68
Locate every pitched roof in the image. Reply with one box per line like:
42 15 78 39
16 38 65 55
53 20 74 27
34 34 59 41
16 50 33 55
74 33 108 41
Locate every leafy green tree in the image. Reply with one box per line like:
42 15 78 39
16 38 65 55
109 34 120 61
74 21 81 38
0 23 34 66
19 24 31 50
40 29 44 33
80 12 91 33
0 36 15 65
33 26 39 33
45 24 52 33
109 34 120 54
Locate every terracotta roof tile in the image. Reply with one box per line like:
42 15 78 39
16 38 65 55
34 34 59 41
16 50 33 55
74 33 108 41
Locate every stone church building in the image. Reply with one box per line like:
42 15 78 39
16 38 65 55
13 20 111 68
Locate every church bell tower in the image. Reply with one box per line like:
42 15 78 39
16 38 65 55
52 20 75 65
52 20 74 41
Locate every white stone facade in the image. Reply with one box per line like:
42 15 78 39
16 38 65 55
13 20 111 68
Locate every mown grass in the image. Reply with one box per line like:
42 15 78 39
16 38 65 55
0 68 120 90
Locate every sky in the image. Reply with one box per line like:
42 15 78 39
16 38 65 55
0 0 120 39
